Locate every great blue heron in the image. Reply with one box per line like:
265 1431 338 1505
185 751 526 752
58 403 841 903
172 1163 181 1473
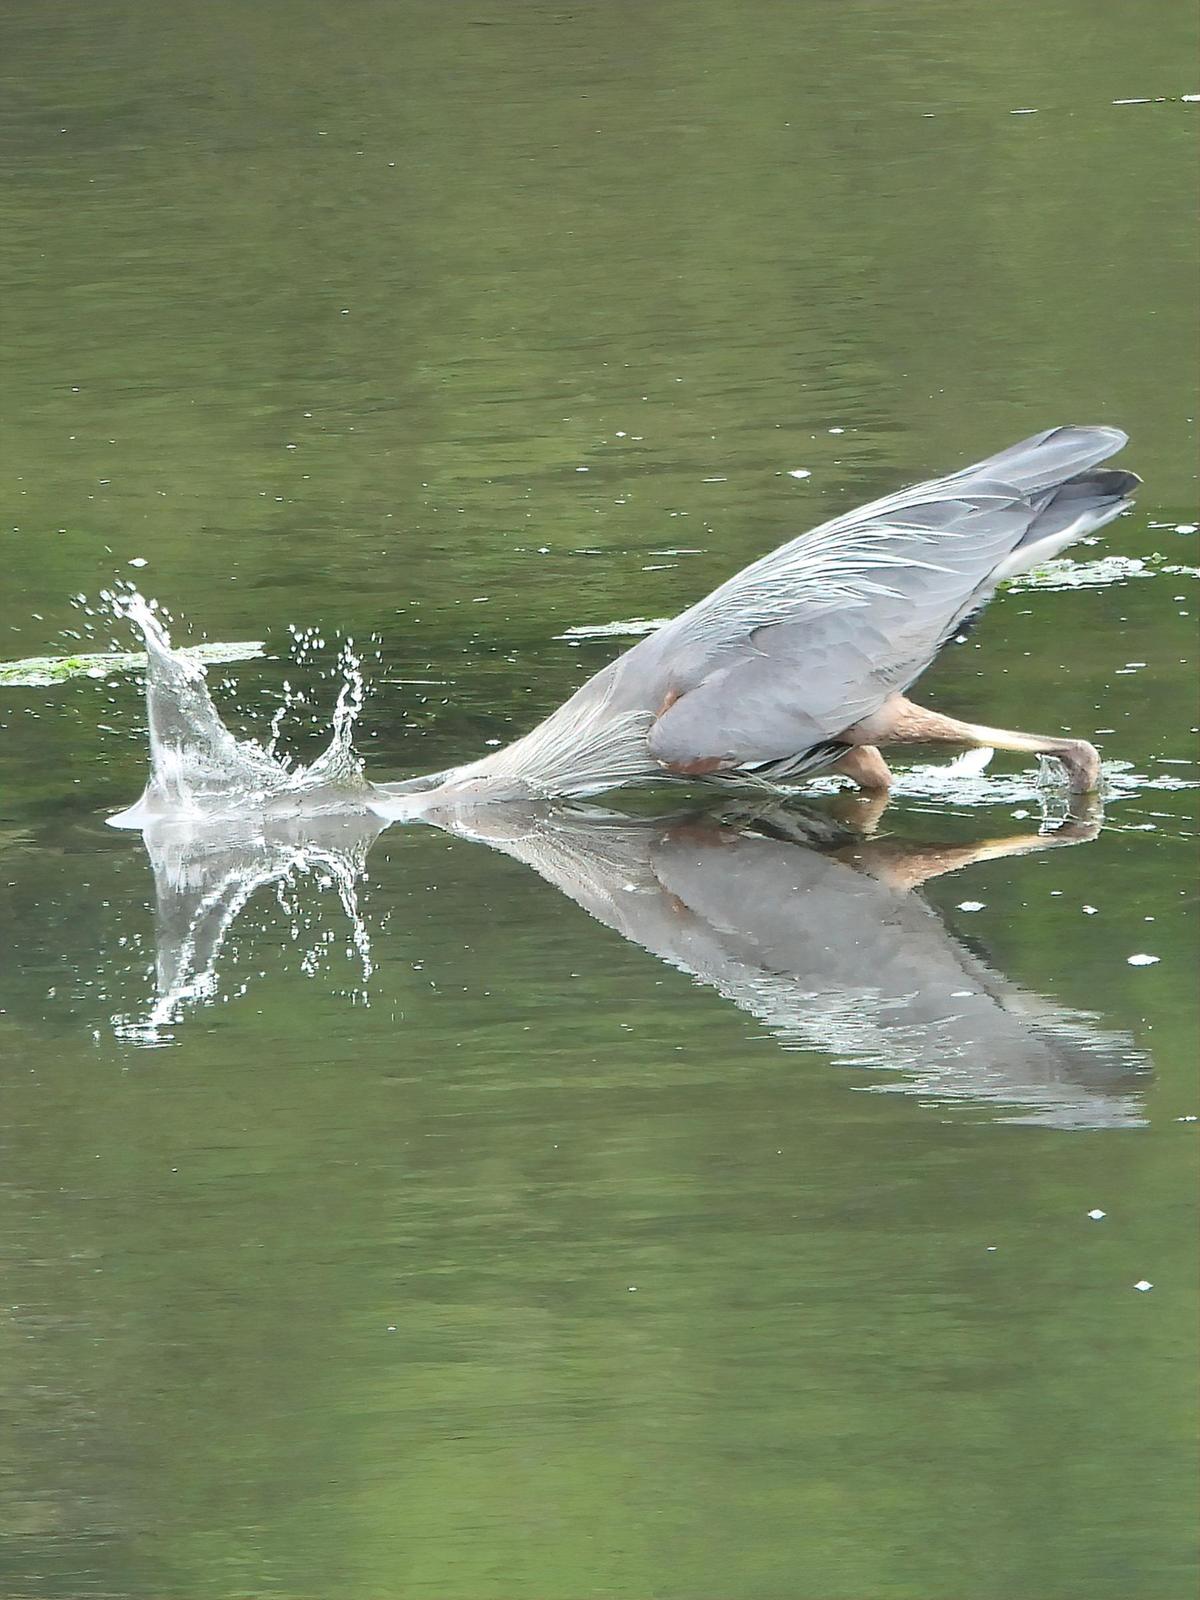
390 425 1137 810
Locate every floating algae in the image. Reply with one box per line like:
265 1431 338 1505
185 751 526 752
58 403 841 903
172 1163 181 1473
0 640 265 687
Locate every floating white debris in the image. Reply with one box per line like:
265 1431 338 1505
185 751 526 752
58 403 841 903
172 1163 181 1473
1133 1280 1153 1292
787 468 812 480
944 746 994 777
1127 953 1160 966
958 901 985 913
556 616 669 641
1006 555 1150 591
1087 1208 1106 1220
128 556 148 568
1176 523 1198 534
1010 107 1039 114
1082 905 1098 915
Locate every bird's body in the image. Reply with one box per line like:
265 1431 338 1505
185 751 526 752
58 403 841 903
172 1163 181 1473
396 426 1137 807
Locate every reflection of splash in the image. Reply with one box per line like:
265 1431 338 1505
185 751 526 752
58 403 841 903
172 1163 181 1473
112 813 386 1043
427 800 1148 1129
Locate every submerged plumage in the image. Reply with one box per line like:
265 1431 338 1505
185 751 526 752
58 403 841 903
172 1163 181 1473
402 426 1138 805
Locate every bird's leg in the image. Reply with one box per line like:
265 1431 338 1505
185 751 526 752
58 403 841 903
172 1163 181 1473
826 746 892 834
829 744 893 792
844 695 1102 794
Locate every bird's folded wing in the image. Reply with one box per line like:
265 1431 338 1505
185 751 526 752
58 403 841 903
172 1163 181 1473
646 494 1029 764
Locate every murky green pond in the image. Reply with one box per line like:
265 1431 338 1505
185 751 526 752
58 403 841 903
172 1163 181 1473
1 3 1197 1597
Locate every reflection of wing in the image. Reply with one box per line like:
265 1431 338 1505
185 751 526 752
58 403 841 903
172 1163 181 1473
434 801 1147 1129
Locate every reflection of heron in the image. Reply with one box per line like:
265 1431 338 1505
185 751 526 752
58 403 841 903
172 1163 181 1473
122 799 1146 1128
390 426 1137 811
429 799 1146 1128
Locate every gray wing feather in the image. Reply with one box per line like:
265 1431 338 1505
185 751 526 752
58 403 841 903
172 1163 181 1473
644 426 1131 766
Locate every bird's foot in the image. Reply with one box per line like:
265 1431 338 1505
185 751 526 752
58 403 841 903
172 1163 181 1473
1052 739 1102 794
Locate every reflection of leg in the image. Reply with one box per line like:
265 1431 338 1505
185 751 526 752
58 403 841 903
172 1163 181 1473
845 813 1102 893
830 744 893 791
844 696 1102 793
828 787 891 836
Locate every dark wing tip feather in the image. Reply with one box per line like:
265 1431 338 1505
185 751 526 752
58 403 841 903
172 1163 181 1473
1084 467 1141 496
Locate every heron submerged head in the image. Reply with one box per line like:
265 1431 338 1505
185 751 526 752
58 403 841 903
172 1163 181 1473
410 767 540 810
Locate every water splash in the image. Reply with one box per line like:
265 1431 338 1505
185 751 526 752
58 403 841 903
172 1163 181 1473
106 592 375 827
799 746 1195 815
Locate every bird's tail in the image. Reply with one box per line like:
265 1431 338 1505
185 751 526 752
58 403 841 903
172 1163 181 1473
991 462 1141 585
